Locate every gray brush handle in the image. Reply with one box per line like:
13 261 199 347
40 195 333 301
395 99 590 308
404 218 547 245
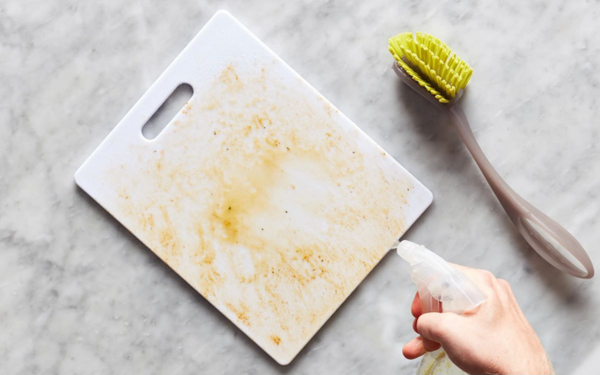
393 62 594 278
447 105 594 278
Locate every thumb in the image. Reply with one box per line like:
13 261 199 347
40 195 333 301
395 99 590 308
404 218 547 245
417 312 460 345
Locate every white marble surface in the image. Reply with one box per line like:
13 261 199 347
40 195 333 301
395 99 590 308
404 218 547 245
1 0 599 374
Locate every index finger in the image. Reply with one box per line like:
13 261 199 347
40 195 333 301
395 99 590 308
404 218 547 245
411 292 422 318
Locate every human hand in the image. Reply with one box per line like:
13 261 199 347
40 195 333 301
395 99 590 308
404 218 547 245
402 265 554 375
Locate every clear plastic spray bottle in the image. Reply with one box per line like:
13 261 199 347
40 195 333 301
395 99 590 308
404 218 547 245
395 241 486 375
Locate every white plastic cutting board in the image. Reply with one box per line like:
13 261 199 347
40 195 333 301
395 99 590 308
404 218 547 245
75 10 432 365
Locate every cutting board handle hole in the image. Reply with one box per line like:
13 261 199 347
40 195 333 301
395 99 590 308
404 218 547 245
142 83 193 140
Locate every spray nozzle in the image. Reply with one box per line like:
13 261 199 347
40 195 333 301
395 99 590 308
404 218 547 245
395 241 485 314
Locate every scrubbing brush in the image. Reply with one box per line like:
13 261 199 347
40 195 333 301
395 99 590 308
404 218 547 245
389 32 594 278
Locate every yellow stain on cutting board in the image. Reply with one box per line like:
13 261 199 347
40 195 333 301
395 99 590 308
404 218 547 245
111 62 412 363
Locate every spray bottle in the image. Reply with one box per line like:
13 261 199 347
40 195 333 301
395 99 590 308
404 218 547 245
395 241 486 375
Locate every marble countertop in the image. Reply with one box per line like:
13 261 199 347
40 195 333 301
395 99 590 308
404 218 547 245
2 0 599 374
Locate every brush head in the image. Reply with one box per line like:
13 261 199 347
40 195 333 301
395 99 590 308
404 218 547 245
388 32 473 104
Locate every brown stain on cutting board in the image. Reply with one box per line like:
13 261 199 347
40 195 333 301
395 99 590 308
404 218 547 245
112 62 413 361
226 302 252 327
270 335 282 345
